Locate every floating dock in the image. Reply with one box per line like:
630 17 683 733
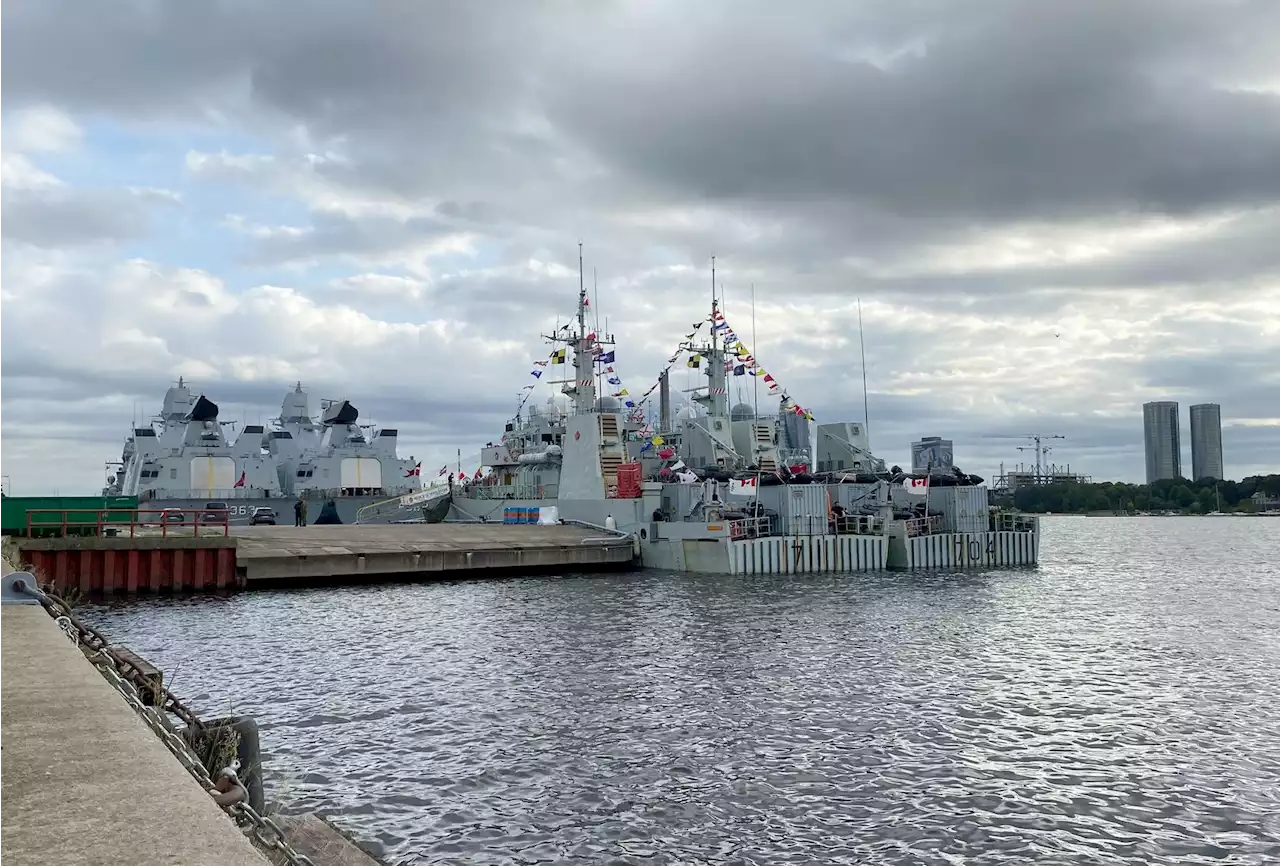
12 524 638 594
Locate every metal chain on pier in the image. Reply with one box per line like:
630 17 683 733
16 580 316 866
19 582 208 731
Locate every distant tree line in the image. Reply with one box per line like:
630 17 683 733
1009 474 1280 514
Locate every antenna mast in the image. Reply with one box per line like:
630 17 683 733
858 297 871 444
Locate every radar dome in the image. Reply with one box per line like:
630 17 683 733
595 395 622 411
730 402 755 421
677 405 698 421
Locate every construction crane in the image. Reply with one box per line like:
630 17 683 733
1016 434 1065 480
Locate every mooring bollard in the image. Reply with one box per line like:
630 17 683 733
183 715 265 813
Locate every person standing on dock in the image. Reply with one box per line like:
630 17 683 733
293 496 307 527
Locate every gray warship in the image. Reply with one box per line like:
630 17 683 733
379 255 1041 572
104 380 430 524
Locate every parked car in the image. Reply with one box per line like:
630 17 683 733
249 506 277 526
200 501 230 525
160 507 186 526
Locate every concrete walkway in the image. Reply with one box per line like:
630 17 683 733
1 605 267 866
233 523 636 581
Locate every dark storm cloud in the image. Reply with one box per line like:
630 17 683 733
548 1 1280 222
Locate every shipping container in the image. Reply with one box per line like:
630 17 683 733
779 484 832 536
832 483 882 512
925 486 991 534
1 496 140 537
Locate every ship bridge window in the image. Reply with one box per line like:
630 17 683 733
542 434 554 443
270 431 293 439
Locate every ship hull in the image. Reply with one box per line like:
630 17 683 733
137 495 391 526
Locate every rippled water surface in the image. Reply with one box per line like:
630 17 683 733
84 517 1280 864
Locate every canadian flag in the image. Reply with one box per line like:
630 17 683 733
728 477 758 496
902 477 929 493
405 462 422 478
233 470 246 488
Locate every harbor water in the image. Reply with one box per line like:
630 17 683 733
82 517 1280 865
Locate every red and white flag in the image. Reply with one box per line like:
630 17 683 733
233 470 246 488
728 477 758 496
405 462 422 478
438 465 449 477
902 477 929 493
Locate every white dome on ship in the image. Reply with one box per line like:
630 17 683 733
730 402 755 421
677 405 698 421
545 394 569 416
596 395 621 411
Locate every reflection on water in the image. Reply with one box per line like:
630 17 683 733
85 517 1280 864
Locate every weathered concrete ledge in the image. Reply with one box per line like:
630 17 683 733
17 535 238 551
0 605 267 866
234 524 638 583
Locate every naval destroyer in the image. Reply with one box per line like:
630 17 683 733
379 253 1041 572
104 380 426 524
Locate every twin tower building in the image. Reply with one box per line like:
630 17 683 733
1142 402 1224 484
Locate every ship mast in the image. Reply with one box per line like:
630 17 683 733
684 256 729 422
541 243 605 416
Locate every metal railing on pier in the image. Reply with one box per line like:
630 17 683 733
24 509 231 539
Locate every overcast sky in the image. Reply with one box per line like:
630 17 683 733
3 0 1278 494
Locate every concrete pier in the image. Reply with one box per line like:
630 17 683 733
234 524 637 583
1 605 267 866
11 524 638 593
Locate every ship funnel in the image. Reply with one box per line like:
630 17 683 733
187 395 219 422
321 400 359 426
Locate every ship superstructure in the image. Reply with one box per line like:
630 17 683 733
441 252 1040 572
105 380 421 523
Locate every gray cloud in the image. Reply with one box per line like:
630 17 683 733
1 186 177 248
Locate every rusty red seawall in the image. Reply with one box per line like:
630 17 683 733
11 524 639 595
18 539 241 594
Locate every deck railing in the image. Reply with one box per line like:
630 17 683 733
834 514 885 536
904 515 944 537
137 486 419 502
993 511 1039 533
461 483 560 501
728 516 775 539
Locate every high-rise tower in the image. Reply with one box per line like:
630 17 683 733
1189 403 1224 481
1143 401 1181 483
